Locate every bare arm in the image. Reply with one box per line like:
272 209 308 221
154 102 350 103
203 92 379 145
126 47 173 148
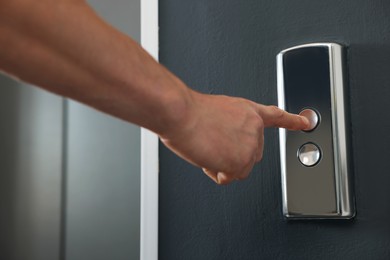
0 0 189 134
0 0 309 184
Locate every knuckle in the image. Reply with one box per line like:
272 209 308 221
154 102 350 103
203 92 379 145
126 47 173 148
270 105 284 119
218 177 233 185
242 153 254 167
256 119 264 132
236 174 249 181
237 165 253 181
217 172 233 185
257 152 263 162
256 145 264 162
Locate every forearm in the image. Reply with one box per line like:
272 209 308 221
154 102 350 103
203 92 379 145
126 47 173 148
0 0 310 184
0 0 192 135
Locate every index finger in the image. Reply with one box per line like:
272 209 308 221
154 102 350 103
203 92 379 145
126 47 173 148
256 105 310 130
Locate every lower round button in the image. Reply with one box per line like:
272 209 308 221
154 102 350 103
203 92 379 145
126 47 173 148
298 143 321 167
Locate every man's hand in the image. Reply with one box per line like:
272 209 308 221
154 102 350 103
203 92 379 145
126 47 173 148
160 91 310 185
0 0 308 185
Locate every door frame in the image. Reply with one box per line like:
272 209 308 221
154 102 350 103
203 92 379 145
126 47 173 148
140 1 159 260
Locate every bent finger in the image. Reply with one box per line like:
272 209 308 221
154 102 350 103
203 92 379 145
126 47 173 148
235 158 256 180
256 126 264 162
202 168 218 184
217 172 234 185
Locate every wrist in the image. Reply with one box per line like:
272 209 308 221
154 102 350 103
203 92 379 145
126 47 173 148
150 78 195 138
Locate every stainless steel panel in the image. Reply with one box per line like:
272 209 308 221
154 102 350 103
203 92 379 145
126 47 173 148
277 43 355 219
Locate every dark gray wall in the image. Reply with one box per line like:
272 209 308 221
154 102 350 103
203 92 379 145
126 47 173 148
159 1 390 259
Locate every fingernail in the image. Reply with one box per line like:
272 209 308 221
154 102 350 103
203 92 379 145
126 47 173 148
217 172 222 184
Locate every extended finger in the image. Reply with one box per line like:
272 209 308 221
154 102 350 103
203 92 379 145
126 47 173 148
256 105 309 130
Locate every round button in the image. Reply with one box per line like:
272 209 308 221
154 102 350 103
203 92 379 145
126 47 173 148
299 108 319 131
298 143 321 167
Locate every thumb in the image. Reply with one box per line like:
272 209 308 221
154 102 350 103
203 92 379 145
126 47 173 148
256 105 310 130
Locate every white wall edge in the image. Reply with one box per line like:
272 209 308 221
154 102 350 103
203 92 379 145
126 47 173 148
140 0 159 260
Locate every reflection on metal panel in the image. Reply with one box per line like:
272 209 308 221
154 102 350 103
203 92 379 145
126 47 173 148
0 74 63 260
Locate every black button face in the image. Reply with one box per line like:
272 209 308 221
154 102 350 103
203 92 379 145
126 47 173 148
299 108 320 132
297 142 321 167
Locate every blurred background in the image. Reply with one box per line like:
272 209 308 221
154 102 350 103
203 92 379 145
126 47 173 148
0 1 141 259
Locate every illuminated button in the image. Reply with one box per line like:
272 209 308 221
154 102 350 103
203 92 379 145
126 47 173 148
298 143 321 167
299 108 320 131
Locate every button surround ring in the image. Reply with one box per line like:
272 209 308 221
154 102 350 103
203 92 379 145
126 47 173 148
297 142 322 167
299 108 320 132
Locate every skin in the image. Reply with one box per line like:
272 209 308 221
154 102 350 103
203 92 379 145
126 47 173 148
0 0 310 185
